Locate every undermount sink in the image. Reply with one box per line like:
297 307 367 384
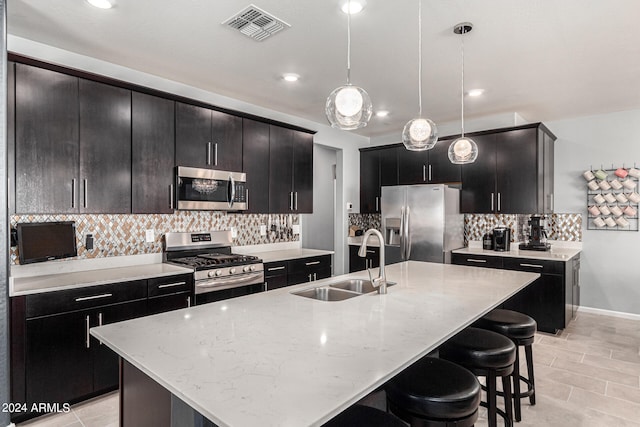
330 279 397 294
291 287 359 301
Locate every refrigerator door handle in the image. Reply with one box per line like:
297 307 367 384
405 206 412 260
400 206 406 260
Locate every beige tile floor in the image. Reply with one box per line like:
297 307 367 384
17 311 640 427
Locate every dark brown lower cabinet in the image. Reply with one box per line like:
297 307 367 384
264 255 332 288
348 245 380 273
451 252 580 333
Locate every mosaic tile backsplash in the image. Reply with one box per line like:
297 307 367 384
349 213 582 244
10 212 299 265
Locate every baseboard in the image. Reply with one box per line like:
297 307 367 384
578 305 640 321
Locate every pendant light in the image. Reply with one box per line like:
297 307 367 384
325 0 373 130
448 22 478 164
402 0 437 151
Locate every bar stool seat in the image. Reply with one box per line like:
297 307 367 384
322 404 406 427
386 357 481 426
439 327 516 427
474 309 537 422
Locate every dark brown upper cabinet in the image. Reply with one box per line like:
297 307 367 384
242 119 270 213
268 126 313 213
360 146 398 213
175 102 242 172
398 139 461 185
132 92 175 214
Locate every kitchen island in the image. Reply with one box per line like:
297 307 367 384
91 261 539 427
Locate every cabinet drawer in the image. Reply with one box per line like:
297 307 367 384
26 280 147 318
451 253 503 269
288 255 332 273
503 257 563 275
148 274 193 298
264 262 288 278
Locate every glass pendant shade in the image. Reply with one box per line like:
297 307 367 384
325 84 372 130
448 136 478 164
402 117 437 151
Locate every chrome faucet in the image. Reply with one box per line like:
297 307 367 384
358 229 387 294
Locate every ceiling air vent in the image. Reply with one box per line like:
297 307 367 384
222 4 291 42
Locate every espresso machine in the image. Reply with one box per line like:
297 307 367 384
519 215 551 251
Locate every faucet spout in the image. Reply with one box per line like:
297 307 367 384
358 229 387 294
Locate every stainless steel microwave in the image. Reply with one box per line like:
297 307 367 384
176 166 247 211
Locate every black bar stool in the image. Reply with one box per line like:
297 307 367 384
386 357 481 426
322 404 406 427
439 327 516 427
474 309 537 422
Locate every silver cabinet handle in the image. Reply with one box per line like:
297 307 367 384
169 184 174 210
314 273 317 281
75 293 113 302
520 263 543 269
85 315 91 349
71 179 76 209
467 258 487 263
229 174 236 208
214 142 218 165
423 165 427 182
305 261 321 266
290 192 294 210
366 250 375 254
376 196 379 211
207 142 212 165
98 312 103 345
491 192 495 211
187 296 191 307
294 192 298 210
246 189 249 210
497 192 501 212
428 164 432 181
268 266 285 271
308 274 313 282
83 179 88 208
158 281 186 289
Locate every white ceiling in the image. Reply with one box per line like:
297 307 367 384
7 0 640 138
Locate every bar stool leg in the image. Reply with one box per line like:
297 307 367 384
502 375 514 427
486 371 497 427
512 347 522 421
525 344 536 405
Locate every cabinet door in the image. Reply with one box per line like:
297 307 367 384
398 147 428 185
460 134 496 213
269 125 294 213
211 110 242 171
15 64 79 213
132 92 175 213
265 274 288 290
292 130 314 213
79 79 131 213
360 150 380 213
25 310 93 405
93 300 147 392
148 293 191 315
349 245 367 272
495 128 538 214
543 131 555 213
429 138 461 183
379 146 399 186
175 102 212 168
242 119 270 213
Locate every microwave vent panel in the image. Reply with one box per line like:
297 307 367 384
222 4 291 41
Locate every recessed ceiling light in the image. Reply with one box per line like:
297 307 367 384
467 89 485 97
282 73 300 82
376 110 389 118
341 1 365 14
86 0 113 9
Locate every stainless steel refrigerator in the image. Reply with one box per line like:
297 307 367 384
382 184 464 264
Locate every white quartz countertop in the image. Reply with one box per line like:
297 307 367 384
91 261 538 427
453 245 581 261
236 248 334 263
347 236 380 247
10 263 193 296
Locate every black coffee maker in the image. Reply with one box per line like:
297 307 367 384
519 215 551 251
492 227 511 251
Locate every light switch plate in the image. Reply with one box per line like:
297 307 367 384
145 229 154 243
260 225 267 236
292 224 300 235
231 227 237 238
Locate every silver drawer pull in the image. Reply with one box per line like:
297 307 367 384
158 281 186 289
268 266 285 271
305 261 321 266
520 263 544 269
75 293 113 302
366 250 375 254
467 259 487 263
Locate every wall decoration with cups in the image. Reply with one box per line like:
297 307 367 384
584 165 639 230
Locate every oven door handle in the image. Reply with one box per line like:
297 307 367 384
196 272 264 292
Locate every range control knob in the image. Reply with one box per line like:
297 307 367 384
243 266 251 273
229 268 237 275
215 270 223 277
250 265 256 272
208 271 215 278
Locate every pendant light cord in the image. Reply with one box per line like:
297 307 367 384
346 0 352 84
418 0 423 116
460 26 466 137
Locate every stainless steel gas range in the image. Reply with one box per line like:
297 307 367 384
163 230 264 305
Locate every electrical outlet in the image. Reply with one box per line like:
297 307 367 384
145 229 155 243
260 225 267 236
292 224 300 235
231 227 237 238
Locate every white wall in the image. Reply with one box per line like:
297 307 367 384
8 35 366 275
547 109 640 315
